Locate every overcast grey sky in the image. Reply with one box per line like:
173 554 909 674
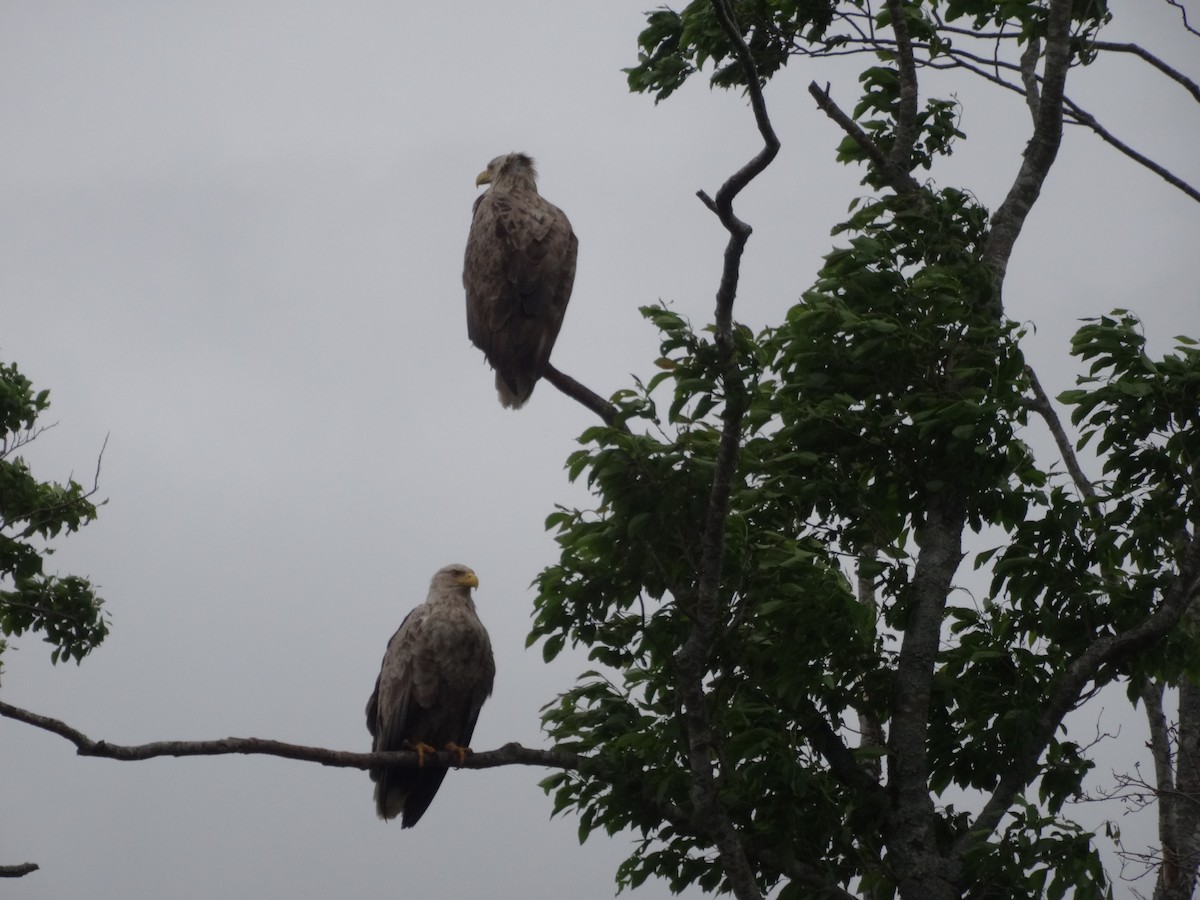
1 3 1197 899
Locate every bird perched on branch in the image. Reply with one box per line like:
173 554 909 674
365 564 495 827
463 152 578 408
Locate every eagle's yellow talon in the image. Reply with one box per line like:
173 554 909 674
406 740 437 767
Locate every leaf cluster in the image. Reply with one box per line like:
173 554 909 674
625 0 837 101
0 361 107 679
625 0 1112 105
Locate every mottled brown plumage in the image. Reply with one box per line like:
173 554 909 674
365 564 495 827
463 153 577 408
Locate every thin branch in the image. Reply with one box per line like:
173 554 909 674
544 364 621 428
807 82 922 194
1024 365 1100 511
1165 0 1200 38
924 50 1200 205
1090 41 1200 103
803 21 1200 209
91 432 109 494
0 698 581 772
807 81 887 169
1062 97 1200 204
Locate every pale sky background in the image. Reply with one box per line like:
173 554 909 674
1 3 1197 899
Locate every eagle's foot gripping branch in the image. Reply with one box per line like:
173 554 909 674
405 740 438 767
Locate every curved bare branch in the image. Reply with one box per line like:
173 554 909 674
672 2 783 898
0 698 581 772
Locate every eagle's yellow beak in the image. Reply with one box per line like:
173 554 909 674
458 570 480 589
475 169 493 187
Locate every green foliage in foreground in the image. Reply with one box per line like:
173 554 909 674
533 276 1196 897
0 360 107 680
529 187 1195 900
530 1 1194 895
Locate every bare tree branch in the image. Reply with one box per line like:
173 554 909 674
1024 364 1101 512
0 698 581 772
801 17 1200 209
807 81 922 195
920 48 1200 205
0 863 39 878
1165 0 1200 39
1090 41 1200 103
702 0 781 341
1062 97 1200 204
544 364 621 428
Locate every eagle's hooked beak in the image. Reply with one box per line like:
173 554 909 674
475 169 493 188
458 571 480 589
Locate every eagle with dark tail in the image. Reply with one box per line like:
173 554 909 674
463 153 578 408
365 564 495 827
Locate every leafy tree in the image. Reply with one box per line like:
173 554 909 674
528 1 1200 898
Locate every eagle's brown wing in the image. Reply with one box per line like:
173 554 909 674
464 188 577 408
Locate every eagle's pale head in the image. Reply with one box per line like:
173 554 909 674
475 153 538 192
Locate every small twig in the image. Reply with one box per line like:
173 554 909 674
91 433 109 495
0 698 582 772
1165 0 1200 38
543 364 621 428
